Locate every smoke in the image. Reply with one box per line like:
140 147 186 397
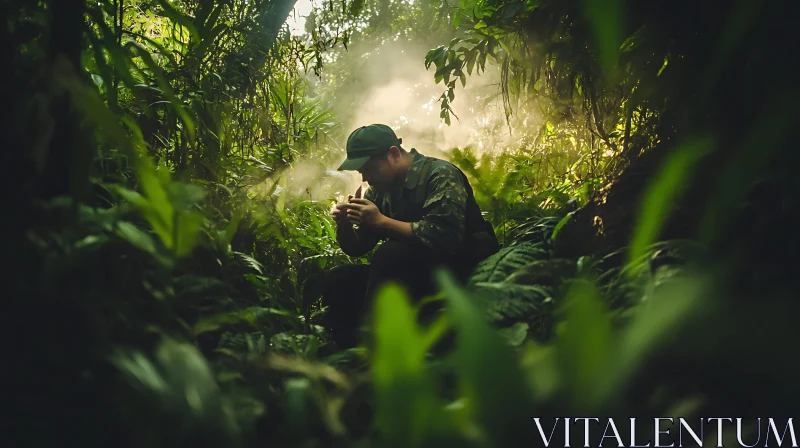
333 39 514 158
248 158 353 206
252 35 536 206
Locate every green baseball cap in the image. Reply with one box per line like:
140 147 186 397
337 124 402 171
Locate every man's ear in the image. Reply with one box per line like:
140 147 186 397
387 146 401 161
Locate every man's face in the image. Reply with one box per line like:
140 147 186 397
357 150 399 192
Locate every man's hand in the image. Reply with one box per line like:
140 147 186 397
346 198 385 229
330 185 364 227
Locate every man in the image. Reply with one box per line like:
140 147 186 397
322 124 499 349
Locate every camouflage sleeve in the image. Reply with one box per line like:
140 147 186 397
353 186 382 251
410 164 467 252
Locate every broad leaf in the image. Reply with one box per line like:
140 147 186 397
371 283 443 447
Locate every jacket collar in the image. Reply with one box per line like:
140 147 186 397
402 148 426 190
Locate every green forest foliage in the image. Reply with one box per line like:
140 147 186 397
3 0 799 446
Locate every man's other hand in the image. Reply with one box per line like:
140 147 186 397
346 198 384 229
331 202 356 227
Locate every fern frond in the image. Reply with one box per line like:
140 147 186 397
234 251 265 275
467 242 550 286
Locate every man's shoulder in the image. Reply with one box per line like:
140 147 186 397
423 157 466 184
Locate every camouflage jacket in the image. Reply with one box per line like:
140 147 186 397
356 148 470 255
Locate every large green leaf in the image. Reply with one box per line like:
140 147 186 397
116 221 157 255
555 278 612 409
627 136 714 272
436 269 536 446
110 338 241 446
174 210 204 257
583 0 624 77
592 273 712 407
371 283 446 447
